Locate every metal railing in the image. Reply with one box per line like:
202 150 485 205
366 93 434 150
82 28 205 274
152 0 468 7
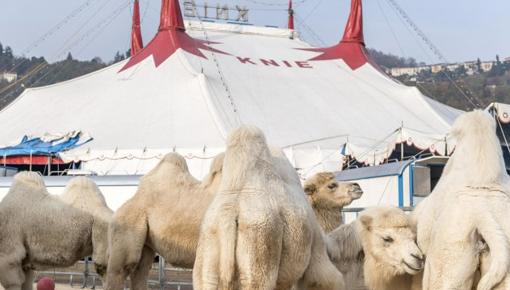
37 259 99 289
37 258 192 290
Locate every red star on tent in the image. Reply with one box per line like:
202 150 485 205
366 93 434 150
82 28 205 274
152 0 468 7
301 43 372 70
120 30 228 72
299 0 376 71
120 0 228 72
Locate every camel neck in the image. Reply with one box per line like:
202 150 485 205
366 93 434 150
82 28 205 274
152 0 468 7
311 201 343 233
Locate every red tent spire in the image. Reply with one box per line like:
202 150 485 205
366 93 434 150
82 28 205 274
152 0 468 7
159 0 185 31
342 0 364 44
288 0 294 30
120 0 228 72
299 0 375 70
130 0 144 56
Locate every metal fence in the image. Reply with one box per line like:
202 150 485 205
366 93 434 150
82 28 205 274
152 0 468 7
37 258 192 290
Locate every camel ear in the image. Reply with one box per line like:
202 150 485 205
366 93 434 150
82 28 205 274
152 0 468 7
304 184 317 195
359 215 373 231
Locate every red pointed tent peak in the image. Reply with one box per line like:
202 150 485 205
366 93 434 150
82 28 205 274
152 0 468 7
288 0 294 30
342 0 364 44
159 0 185 31
300 0 375 70
120 0 228 72
130 0 144 56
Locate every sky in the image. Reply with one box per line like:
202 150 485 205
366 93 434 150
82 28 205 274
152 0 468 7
0 0 507 64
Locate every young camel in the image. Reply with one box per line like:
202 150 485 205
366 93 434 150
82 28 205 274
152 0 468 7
327 207 424 290
193 125 345 290
304 172 363 233
0 173 112 290
105 152 224 290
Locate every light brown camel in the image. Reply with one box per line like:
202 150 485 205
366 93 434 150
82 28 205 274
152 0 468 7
0 173 112 290
105 152 224 290
193 125 345 290
327 207 424 290
304 172 363 233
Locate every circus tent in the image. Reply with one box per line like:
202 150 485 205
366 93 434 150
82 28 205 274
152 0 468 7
0 0 463 177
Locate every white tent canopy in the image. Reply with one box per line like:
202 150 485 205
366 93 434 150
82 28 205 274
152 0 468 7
0 0 462 177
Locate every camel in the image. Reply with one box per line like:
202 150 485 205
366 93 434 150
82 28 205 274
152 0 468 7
327 207 424 290
304 172 363 233
193 125 345 290
0 173 112 290
105 152 225 290
414 110 510 290
59 176 114 276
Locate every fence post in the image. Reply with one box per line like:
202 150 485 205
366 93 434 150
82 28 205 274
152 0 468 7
158 256 166 290
82 258 90 288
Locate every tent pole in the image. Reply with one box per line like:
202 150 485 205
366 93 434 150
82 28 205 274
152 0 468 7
400 123 404 161
48 155 52 176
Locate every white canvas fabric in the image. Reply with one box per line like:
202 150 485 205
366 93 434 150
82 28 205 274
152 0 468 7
0 21 462 177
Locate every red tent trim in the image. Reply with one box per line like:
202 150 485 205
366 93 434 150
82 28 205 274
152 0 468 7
0 156 66 165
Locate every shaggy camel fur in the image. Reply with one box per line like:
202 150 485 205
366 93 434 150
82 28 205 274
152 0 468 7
193 125 345 290
327 207 424 290
304 172 363 233
414 110 510 290
59 176 114 275
0 173 112 290
105 152 224 290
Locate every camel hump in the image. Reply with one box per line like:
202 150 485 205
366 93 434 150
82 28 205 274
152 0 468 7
452 110 495 138
209 152 225 175
160 153 189 171
227 125 267 150
160 152 188 167
144 153 191 179
61 177 108 208
13 171 46 189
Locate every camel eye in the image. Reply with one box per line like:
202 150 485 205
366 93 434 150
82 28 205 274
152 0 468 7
328 183 338 190
383 236 394 243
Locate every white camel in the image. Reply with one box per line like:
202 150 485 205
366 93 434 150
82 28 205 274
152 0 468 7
193 125 345 290
304 172 363 233
59 176 114 275
105 152 224 290
0 173 112 290
327 207 424 290
414 110 510 290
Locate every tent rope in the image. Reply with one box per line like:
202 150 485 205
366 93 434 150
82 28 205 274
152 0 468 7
384 0 481 109
0 0 98 74
189 2 243 128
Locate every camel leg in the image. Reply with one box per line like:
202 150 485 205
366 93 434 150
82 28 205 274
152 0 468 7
0 251 26 290
105 207 148 290
21 270 34 290
425 246 478 290
129 246 155 290
236 226 282 290
300 250 345 290
193 239 220 290
0 265 24 290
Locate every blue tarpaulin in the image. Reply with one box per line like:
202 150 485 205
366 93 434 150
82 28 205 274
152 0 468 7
0 133 92 157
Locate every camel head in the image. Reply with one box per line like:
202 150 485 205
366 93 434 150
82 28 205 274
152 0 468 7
304 172 363 208
357 207 424 276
